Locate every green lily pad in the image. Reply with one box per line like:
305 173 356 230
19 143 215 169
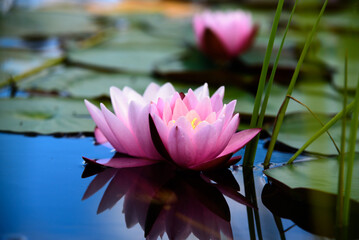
315 33 359 91
0 10 98 37
18 66 169 98
264 158 359 202
266 79 349 116
68 30 184 73
268 112 359 155
291 8 359 33
0 97 94 134
120 13 193 42
0 49 58 85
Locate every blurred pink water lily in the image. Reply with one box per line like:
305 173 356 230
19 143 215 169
85 83 177 160
193 10 257 60
150 84 261 170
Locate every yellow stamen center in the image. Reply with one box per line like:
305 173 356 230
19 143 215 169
191 118 200 129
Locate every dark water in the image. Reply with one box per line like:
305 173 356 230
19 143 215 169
0 132 340 240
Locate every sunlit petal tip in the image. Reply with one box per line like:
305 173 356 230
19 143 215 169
218 128 261 158
84 99 97 111
213 86 225 99
109 86 121 93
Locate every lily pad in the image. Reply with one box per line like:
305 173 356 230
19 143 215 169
0 10 98 37
0 97 94 134
315 33 359 91
18 66 171 98
264 157 359 202
268 112 359 155
265 79 349 116
68 30 184 73
0 49 59 86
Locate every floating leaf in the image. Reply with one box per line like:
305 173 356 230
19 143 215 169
315 33 359 91
18 66 174 98
264 158 359 202
267 112 359 155
0 10 98 37
0 97 94 134
68 30 184 73
266 79 349 116
0 49 58 85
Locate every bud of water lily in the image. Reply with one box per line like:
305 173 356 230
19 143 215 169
193 10 257 61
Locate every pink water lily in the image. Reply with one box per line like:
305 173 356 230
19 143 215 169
150 84 261 170
84 83 177 160
84 82 260 171
193 10 257 60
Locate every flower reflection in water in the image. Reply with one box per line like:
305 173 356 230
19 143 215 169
82 160 253 239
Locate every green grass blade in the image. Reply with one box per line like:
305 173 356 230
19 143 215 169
243 0 298 168
343 76 359 227
336 53 348 230
263 0 328 168
287 100 355 164
258 0 298 128
242 0 285 167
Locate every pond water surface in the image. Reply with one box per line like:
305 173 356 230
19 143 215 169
1 132 342 240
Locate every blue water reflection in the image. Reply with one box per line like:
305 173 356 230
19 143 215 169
0 133 324 239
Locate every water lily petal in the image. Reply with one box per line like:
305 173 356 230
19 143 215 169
152 114 169 148
183 89 198 110
219 100 236 127
110 86 128 121
167 126 195 168
211 87 224 113
195 96 213 120
128 102 162 160
85 100 125 153
156 82 176 101
205 112 217 124
162 101 173 125
155 97 165 118
217 128 261 158
170 92 180 109
123 86 146 106
215 114 239 155
194 83 209 100
172 98 189 121
193 123 219 162
175 116 194 136
143 82 160 102
101 103 145 157
189 153 233 171
83 156 159 169
94 126 108 144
